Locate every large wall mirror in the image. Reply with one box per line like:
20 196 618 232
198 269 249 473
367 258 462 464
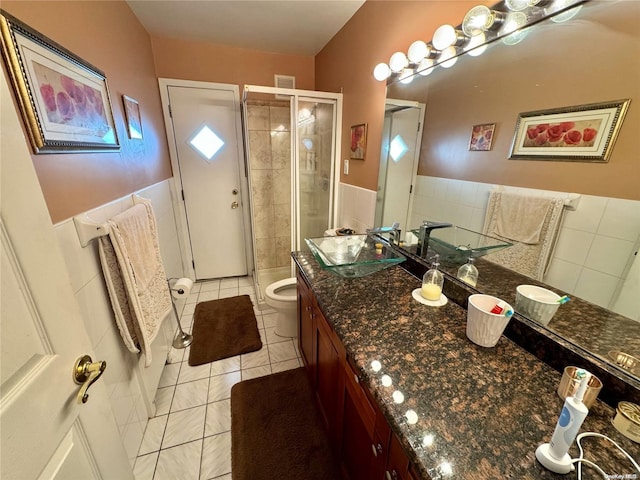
376 0 640 383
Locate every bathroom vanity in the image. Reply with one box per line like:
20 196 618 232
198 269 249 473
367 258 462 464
293 251 640 479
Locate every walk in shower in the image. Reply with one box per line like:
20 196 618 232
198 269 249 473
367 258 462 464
242 85 342 303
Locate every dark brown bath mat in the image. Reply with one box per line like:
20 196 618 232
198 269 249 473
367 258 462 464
188 294 262 366
231 367 341 480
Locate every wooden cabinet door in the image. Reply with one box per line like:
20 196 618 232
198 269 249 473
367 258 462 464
339 359 378 480
297 274 315 383
315 308 340 436
385 432 412 480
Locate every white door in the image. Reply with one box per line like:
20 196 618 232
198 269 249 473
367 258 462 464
163 83 247 280
1 72 131 479
381 105 424 232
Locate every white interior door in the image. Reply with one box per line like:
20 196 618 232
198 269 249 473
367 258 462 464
381 105 424 232
164 84 247 280
0 72 131 479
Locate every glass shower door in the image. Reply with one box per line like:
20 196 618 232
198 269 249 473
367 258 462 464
295 98 337 249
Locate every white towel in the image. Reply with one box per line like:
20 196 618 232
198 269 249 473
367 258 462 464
493 192 553 244
482 191 565 280
98 202 172 366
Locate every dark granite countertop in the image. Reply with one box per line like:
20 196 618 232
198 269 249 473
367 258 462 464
293 251 640 480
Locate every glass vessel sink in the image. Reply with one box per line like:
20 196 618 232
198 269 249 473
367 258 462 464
411 226 512 265
305 234 405 278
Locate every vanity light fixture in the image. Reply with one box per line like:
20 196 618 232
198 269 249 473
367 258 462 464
465 32 488 57
371 0 587 83
432 24 467 50
389 51 409 72
462 5 505 36
438 46 459 68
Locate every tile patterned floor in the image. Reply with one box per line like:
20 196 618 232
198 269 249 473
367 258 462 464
133 276 302 480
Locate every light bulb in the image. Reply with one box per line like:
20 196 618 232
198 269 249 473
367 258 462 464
389 51 408 72
373 63 391 81
407 40 428 63
505 0 529 11
432 24 458 50
465 31 487 57
438 46 458 68
500 11 527 35
462 6 500 36
399 68 415 84
417 58 435 76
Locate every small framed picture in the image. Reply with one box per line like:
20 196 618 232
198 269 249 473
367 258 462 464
469 123 495 151
122 95 143 139
350 123 367 160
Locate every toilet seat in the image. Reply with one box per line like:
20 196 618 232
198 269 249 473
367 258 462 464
265 277 297 301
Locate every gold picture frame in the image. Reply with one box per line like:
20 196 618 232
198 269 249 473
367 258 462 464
509 99 630 162
0 10 119 153
350 123 367 160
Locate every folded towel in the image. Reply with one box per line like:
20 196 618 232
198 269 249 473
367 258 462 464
493 192 553 244
483 191 565 280
99 202 172 366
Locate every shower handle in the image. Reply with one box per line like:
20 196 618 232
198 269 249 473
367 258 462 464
73 355 107 404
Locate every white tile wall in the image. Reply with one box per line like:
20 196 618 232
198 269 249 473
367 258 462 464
411 176 640 320
54 179 186 465
337 182 377 233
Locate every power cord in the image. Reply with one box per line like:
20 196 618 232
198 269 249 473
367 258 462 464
572 432 640 479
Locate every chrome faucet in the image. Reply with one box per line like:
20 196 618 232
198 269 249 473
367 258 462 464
416 220 453 257
367 222 402 245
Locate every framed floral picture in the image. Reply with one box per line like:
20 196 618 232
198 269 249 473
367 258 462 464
0 10 119 153
509 99 629 162
350 123 367 160
469 123 495 151
123 95 142 139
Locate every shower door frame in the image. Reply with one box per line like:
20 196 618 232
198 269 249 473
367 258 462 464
242 85 342 301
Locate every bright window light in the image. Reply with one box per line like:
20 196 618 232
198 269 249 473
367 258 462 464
188 125 224 161
390 135 408 162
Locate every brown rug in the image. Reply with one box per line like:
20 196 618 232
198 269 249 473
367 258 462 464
188 295 262 366
231 367 341 480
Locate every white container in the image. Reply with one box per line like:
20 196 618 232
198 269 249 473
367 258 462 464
466 294 513 347
515 285 561 326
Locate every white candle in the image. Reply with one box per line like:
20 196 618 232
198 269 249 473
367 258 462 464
421 283 442 301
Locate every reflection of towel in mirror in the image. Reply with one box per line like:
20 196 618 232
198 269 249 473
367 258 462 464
482 191 565 280
98 202 172 367
494 192 553 244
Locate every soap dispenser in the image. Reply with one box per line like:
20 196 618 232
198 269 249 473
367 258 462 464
422 255 444 301
457 258 478 287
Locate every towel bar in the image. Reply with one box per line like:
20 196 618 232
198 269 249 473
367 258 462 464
490 187 581 211
73 194 148 247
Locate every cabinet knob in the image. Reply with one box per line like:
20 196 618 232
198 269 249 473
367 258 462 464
372 443 383 457
386 470 398 480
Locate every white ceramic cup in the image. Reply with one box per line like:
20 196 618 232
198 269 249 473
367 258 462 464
515 285 561 326
466 294 513 347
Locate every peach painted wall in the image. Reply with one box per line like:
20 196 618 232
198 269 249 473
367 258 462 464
1 1 172 223
151 35 314 92
315 1 486 191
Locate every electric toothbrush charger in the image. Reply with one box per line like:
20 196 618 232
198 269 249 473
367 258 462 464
535 443 575 474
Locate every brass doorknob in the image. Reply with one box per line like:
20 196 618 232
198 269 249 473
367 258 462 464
231 201 239 209
73 355 107 404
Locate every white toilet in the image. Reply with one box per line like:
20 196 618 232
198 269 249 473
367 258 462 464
264 277 298 337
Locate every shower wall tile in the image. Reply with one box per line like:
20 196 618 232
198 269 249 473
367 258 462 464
271 131 291 170
274 203 291 233
272 168 291 204
248 131 271 170
250 170 273 207
253 204 274 239
275 236 292 267
270 105 290 131
256 237 276 269
246 104 269 131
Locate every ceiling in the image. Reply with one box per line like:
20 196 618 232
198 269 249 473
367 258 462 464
126 0 366 56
